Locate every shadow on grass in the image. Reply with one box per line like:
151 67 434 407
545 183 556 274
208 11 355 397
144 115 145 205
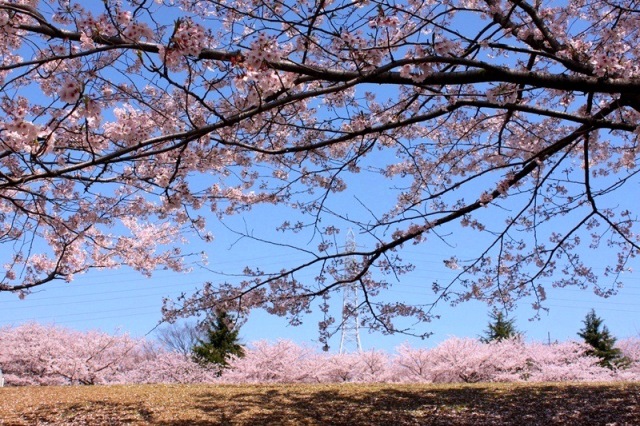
17 399 154 426
8 383 640 425
157 383 640 426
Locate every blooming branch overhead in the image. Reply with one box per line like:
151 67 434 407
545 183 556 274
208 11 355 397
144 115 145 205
0 0 638 338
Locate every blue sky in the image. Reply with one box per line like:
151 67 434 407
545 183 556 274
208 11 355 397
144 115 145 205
1 0 639 354
1 202 638 353
1 145 639 353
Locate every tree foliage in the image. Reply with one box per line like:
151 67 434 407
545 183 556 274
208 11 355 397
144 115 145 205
0 323 217 385
1 0 639 339
577 309 626 369
480 311 520 343
191 310 245 367
2 323 640 385
220 338 637 384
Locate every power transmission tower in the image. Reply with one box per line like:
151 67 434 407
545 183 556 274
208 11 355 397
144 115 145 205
339 229 362 354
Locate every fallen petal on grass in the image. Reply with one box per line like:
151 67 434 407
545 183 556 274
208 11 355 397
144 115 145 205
1 382 640 425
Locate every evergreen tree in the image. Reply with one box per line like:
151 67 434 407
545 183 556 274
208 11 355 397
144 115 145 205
191 310 245 368
577 309 626 369
480 311 520 343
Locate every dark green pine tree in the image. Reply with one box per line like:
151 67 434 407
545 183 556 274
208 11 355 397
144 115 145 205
191 310 245 368
480 311 520 343
578 309 626 369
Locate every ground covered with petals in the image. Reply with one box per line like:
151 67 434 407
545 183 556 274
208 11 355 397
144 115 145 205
1 382 639 425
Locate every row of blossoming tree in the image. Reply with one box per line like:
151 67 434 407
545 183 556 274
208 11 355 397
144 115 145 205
1 323 639 386
1 0 639 343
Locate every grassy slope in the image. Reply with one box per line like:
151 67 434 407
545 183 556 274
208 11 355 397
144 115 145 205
1 382 639 425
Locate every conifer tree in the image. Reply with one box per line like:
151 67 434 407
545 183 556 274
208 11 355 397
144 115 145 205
480 311 520 343
191 310 245 368
578 309 626 369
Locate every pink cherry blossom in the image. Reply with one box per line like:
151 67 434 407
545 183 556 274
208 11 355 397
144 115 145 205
2 325 638 386
59 79 82 104
0 0 638 341
123 22 154 42
171 19 207 57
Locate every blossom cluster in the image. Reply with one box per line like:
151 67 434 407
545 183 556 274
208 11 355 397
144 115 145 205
171 19 207 57
122 22 154 42
59 79 82 104
368 15 401 28
244 33 282 70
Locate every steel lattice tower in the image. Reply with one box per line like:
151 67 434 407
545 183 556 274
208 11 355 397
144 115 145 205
339 229 362 354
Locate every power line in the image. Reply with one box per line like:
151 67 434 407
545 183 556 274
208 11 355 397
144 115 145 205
0 309 163 329
1 303 161 322
0 281 192 303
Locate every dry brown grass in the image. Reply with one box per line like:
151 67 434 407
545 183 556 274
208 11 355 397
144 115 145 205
1 382 639 425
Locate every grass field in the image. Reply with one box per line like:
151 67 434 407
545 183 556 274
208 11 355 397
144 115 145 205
1 382 639 425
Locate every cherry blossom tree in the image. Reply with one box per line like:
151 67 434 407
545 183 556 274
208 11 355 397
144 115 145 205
393 342 433 382
1 0 639 340
0 323 215 385
353 349 394 382
220 338 626 384
1 324 637 385
0 323 142 385
426 337 506 383
616 337 640 380
314 350 393 382
116 350 220 384
220 339 322 383
503 339 616 382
